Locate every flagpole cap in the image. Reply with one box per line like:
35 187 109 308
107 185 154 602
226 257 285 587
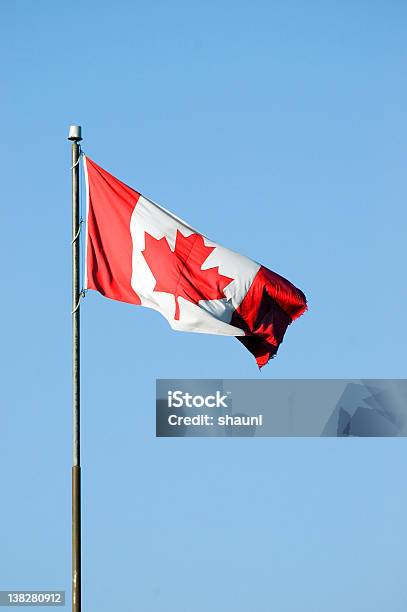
68 125 82 141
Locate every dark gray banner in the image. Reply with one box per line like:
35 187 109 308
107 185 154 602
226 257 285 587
156 379 407 437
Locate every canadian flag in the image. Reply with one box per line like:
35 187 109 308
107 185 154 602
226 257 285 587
83 157 307 367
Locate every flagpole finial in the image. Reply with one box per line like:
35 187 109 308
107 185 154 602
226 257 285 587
68 125 82 141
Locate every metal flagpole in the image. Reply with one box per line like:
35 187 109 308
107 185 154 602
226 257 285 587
68 125 82 612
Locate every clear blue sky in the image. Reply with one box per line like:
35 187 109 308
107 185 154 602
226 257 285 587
1 1 407 610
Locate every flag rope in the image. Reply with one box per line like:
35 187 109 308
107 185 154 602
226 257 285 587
71 220 83 245
70 145 83 169
70 146 86 315
71 290 86 315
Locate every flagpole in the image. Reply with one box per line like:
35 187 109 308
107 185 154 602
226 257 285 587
68 125 82 612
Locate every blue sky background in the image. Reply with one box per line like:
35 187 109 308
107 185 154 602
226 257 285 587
1 1 407 610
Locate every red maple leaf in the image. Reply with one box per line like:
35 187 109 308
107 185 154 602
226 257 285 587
142 230 233 320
